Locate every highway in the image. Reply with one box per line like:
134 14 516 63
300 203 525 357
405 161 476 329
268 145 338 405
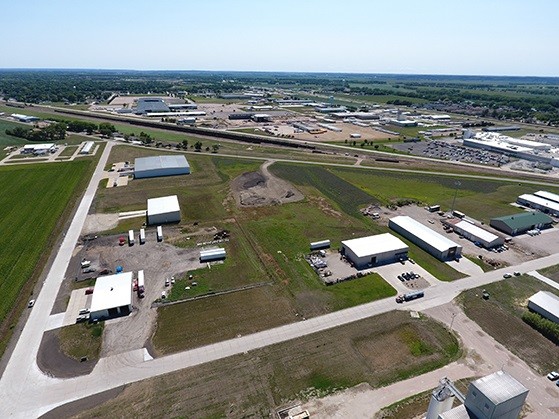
1 138 559 417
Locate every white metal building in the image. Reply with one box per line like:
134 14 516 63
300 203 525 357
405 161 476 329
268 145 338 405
21 143 55 154
517 193 559 216
134 155 190 179
90 272 133 321
449 220 504 249
147 195 181 225
341 233 408 269
80 141 94 154
528 291 559 324
533 190 559 204
200 248 227 262
389 216 462 261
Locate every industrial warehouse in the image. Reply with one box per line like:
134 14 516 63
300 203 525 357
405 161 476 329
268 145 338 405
490 212 553 236
517 194 559 217
389 215 462 261
146 195 181 225
89 272 133 321
340 233 408 269
527 291 559 324
444 219 504 248
134 155 190 179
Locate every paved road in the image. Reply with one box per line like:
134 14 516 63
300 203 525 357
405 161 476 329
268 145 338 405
2 248 559 417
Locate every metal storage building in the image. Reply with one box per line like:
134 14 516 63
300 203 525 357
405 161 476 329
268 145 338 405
80 141 94 154
528 291 559 324
389 216 462 261
341 233 408 269
490 212 553 236
90 272 133 321
147 195 181 225
534 190 559 204
135 98 170 114
517 194 559 216
134 155 190 179
448 220 504 249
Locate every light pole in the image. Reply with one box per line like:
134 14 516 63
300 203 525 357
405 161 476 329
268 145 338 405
451 181 461 214
450 312 457 330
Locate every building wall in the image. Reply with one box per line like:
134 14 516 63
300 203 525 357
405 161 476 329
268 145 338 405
528 300 559 324
517 197 559 216
490 219 550 236
135 166 190 179
341 245 407 269
147 210 181 225
389 221 461 261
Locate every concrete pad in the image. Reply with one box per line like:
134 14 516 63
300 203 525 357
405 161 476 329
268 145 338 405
63 288 91 326
528 270 559 291
446 257 483 276
44 313 65 331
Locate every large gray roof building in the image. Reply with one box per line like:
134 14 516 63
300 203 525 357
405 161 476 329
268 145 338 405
134 155 190 179
135 98 170 114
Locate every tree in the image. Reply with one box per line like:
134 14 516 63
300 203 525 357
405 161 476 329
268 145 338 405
194 141 202 152
181 140 189 149
211 144 220 153
98 122 116 137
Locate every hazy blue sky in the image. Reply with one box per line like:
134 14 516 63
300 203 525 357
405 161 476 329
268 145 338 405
2 0 558 76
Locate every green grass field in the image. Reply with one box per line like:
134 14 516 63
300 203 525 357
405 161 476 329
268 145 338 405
0 160 94 353
458 275 559 373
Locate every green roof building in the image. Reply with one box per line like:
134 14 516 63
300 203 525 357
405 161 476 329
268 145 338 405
490 211 553 236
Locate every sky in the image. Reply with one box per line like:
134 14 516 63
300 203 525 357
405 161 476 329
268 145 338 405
1 0 558 76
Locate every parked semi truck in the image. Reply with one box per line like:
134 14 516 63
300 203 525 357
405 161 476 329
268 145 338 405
396 290 424 303
137 270 145 297
156 226 163 242
139 228 146 245
128 229 135 246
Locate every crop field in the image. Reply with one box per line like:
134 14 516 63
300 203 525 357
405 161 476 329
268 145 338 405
458 275 559 373
0 160 94 353
76 311 460 419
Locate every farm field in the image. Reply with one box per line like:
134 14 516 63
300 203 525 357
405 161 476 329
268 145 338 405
458 275 559 374
538 264 559 283
0 159 95 354
75 311 461 419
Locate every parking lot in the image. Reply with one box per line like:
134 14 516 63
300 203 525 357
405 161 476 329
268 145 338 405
391 138 509 166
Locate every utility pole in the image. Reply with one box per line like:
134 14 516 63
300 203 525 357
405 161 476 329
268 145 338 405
451 181 461 214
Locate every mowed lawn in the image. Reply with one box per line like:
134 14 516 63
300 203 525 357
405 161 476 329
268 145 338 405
0 161 92 335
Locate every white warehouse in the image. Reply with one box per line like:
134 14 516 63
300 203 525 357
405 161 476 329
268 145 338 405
341 233 408 269
389 216 462 261
517 193 559 217
446 219 504 249
134 155 190 179
528 291 559 324
147 195 181 225
90 272 133 321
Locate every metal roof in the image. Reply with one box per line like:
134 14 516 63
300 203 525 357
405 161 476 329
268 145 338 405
147 195 180 216
491 211 553 229
90 272 133 313
534 190 559 204
470 370 528 405
438 405 470 419
136 98 170 114
528 291 559 319
518 194 559 213
390 216 460 253
135 155 190 173
341 233 408 258
454 220 500 243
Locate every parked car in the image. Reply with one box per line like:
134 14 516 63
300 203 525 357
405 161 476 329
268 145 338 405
547 371 559 381
27 299 35 308
99 268 112 275
514 271 521 276
83 267 96 274
503 273 512 279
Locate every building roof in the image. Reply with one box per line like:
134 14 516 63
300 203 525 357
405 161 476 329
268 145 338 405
23 143 55 150
534 190 559 204
491 211 553 229
135 155 189 173
147 195 180 216
528 291 559 319
90 272 133 313
342 233 408 258
390 216 460 252
136 98 170 114
454 220 500 243
438 405 470 419
470 370 528 405
518 194 559 213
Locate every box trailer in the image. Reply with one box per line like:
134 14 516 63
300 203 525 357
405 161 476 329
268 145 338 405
128 229 135 246
310 240 331 250
137 270 145 296
139 228 146 245
200 248 227 262
156 226 163 242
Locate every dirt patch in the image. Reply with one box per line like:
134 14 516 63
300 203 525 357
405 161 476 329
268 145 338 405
37 329 98 378
81 213 119 234
230 161 303 207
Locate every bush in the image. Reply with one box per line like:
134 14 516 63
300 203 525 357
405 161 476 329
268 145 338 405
522 311 559 344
